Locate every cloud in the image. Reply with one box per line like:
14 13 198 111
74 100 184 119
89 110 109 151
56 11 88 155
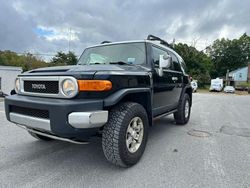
0 0 249 58
34 26 79 42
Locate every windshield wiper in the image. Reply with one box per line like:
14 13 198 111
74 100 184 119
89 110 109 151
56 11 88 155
109 61 135 66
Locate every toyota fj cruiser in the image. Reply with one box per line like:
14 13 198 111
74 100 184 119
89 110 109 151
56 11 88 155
5 35 192 167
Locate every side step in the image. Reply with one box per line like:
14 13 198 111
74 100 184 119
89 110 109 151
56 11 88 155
153 109 177 120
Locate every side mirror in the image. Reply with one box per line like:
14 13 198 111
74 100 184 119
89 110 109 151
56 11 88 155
158 54 172 76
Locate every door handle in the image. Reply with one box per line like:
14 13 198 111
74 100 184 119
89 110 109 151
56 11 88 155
172 77 178 81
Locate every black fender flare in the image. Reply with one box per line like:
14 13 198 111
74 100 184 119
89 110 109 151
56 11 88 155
104 87 153 126
179 86 192 106
104 88 151 107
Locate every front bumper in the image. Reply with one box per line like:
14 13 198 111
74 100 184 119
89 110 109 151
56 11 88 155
5 94 108 140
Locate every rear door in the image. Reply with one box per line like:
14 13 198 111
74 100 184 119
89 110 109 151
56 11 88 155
167 51 183 103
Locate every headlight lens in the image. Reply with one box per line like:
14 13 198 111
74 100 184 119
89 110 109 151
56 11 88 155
62 79 77 97
15 78 20 93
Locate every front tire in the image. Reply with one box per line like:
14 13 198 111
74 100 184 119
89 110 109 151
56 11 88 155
102 102 149 167
174 93 191 125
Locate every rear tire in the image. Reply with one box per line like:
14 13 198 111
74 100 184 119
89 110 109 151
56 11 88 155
102 102 149 167
28 131 54 141
174 93 191 125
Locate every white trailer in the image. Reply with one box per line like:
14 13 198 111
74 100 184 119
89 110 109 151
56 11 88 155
0 66 22 96
209 78 223 91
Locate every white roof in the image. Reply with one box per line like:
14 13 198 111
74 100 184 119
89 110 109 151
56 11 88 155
87 39 183 61
0 66 22 71
88 39 176 51
229 66 247 74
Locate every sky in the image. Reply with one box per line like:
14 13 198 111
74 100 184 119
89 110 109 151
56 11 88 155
0 0 249 60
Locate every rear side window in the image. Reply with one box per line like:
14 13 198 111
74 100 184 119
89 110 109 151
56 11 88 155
180 59 187 73
168 51 182 72
152 46 167 68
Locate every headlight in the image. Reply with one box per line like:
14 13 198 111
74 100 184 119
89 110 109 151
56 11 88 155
61 79 78 97
15 78 20 93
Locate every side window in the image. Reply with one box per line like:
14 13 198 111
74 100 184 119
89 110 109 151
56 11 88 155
168 51 182 72
239 73 242 79
152 46 167 68
180 59 186 73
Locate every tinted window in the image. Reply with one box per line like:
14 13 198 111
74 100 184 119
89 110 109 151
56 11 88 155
168 51 182 72
152 46 167 68
180 58 186 73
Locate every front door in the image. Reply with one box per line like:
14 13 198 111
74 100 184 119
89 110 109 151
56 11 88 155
151 46 177 116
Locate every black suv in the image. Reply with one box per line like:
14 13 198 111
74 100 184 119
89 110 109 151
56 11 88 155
5 35 192 167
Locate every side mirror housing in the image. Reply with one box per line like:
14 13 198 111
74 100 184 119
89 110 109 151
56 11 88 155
158 54 172 76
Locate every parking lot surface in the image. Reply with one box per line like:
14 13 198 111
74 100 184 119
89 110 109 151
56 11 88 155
0 93 250 188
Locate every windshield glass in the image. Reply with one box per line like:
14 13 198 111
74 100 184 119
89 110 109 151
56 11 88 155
77 42 146 65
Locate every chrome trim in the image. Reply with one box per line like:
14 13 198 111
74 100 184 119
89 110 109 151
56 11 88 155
68 111 108 129
9 112 51 131
17 76 78 98
16 124 89 145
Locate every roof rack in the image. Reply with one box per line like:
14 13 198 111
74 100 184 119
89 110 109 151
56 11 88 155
101 41 111 44
147 34 172 48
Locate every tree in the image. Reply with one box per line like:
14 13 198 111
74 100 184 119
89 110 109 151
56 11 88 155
209 33 250 77
0 50 47 71
50 51 77 66
0 50 78 71
174 43 212 87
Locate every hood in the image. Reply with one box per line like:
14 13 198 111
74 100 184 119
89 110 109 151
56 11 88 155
20 64 150 77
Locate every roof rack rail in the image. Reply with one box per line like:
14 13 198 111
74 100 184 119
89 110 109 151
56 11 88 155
147 34 172 48
101 41 111 44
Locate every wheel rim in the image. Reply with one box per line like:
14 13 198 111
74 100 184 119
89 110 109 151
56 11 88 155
184 100 190 119
126 117 144 153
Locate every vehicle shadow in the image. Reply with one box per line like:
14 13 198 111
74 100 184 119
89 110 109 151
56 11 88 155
149 115 176 139
3 116 178 173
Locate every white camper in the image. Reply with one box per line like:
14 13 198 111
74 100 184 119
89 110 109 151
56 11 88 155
191 80 198 92
210 78 223 91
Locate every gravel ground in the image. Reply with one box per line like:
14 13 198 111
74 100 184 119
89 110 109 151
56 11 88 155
0 93 250 188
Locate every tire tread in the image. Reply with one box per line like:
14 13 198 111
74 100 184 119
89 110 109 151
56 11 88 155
102 102 148 167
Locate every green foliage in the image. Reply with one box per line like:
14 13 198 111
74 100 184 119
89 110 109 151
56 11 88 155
237 82 250 88
0 51 48 72
174 33 250 86
0 33 249 85
0 50 78 71
209 33 250 77
174 43 212 87
50 51 77 66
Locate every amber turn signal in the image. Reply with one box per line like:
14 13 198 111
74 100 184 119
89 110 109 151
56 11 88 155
77 80 112 91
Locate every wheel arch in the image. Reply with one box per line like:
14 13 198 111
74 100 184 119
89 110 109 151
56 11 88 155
181 86 192 107
104 88 153 126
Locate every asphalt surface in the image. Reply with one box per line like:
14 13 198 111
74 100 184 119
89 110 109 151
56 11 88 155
0 93 250 188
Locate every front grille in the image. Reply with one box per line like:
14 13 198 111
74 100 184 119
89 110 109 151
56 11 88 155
10 105 49 119
24 81 59 94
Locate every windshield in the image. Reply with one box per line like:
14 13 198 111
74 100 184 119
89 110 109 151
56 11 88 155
77 42 146 65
